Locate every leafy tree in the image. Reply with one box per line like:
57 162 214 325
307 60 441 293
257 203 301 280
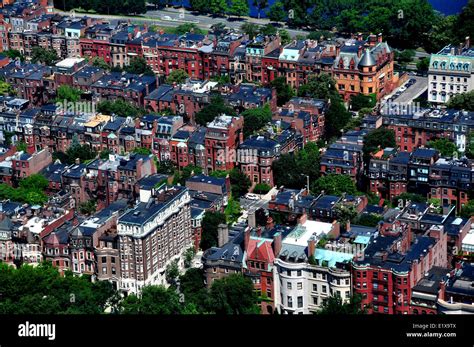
99 149 112 159
3 49 25 61
325 100 352 140
184 247 196 268
200 211 226 251
425 14 457 53
446 91 474 111
172 23 206 35
229 168 251 197
0 80 14 96
337 9 364 34
298 73 336 100
460 201 474 219
126 57 154 76
416 57 430 73
241 104 272 137
15 141 27 152
179 268 210 312
120 285 183 314
363 128 396 162
208 274 259 314
253 183 271 194
190 0 209 13
229 0 249 17
266 1 286 22
166 69 189 84
311 174 357 196
270 77 294 106
240 23 259 39
31 47 59 65
78 200 97 215
19 174 48 192
334 203 357 224
173 165 202 185
259 23 277 36
195 95 235 126
278 30 291 45
165 259 180 287
224 196 241 224
318 294 366 315
132 147 152 155
273 142 320 189
156 159 176 175
56 85 82 102
428 138 457 157
352 213 382 227
454 0 474 43
97 99 145 118
65 142 97 165
395 49 416 65
90 57 110 70
209 0 228 16
350 94 375 111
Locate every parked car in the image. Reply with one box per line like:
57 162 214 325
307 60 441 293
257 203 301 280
245 193 260 200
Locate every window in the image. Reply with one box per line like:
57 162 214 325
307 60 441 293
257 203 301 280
297 282 302 290
297 270 302 276
322 285 327 293
313 284 318 292
287 296 293 308
297 296 303 308
287 282 292 290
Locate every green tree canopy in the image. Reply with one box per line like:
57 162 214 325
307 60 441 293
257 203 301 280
270 77 294 106
56 85 82 103
97 99 145 118
31 47 59 65
428 138 458 157
446 91 474 111
266 1 286 22
229 0 249 17
311 174 357 196
241 104 272 137
166 69 189 84
317 294 366 315
200 211 227 251
229 168 251 197
121 285 183 314
195 95 236 126
126 57 154 76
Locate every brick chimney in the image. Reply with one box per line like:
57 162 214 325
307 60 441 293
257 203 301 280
357 33 363 41
248 209 256 228
307 238 316 258
357 44 363 58
377 33 383 43
466 36 471 49
330 220 340 238
217 223 229 247
298 213 307 226
438 280 446 301
244 226 250 251
134 117 141 129
272 232 282 256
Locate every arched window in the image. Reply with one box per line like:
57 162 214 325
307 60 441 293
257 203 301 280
432 61 438 69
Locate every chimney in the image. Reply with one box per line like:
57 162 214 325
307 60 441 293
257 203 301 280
272 232 282 256
336 45 340 57
330 220 340 239
346 220 351 232
134 117 141 129
217 223 228 247
248 209 256 228
75 158 80 165
256 227 262 237
438 280 446 301
307 238 316 258
266 216 274 230
466 36 471 49
244 227 250 251
239 131 243 144
377 33 383 43
357 44 363 58
298 213 307 226
357 32 363 41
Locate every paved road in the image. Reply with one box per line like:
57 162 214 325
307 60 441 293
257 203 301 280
383 75 428 105
60 8 309 38
239 197 268 212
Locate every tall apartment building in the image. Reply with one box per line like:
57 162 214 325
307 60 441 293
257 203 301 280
428 38 473 104
117 184 192 294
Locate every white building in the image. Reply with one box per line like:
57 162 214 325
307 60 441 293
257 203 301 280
428 38 473 104
274 220 367 314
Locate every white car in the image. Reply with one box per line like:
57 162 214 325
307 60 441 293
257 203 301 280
399 86 407 92
245 193 260 200
161 15 172 20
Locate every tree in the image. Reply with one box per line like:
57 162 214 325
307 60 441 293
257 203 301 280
31 47 59 65
278 30 291 45
156 159 176 175
311 174 357 196
179 268 210 312
416 57 430 73
90 57 110 70
173 165 202 186
208 274 259 314
240 23 259 39
454 0 474 43
165 259 180 287
350 94 375 111
229 0 249 17
392 192 426 207
15 141 27 152
3 49 25 62
200 211 226 251
97 99 145 117
253 0 268 19
78 200 97 215
172 23 206 35
273 142 320 189
241 104 272 137
395 49 416 65
352 213 383 227
259 23 277 36
270 77 294 106
266 1 286 22
132 147 152 155
126 57 154 76
363 128 396 163
64 142 97 165
0 80 14 96
428 138 458 157
460 201 474 219
19 174 48 192
166 69 189 84
253 183 271 194
56 85 82 102
446 91 474 111
229 168 251 197
209 0 228 16
190 0 209 13
318 294 366 314
195 95 235 126
224 196 241 224
183 247 195 268
121 285 183 314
